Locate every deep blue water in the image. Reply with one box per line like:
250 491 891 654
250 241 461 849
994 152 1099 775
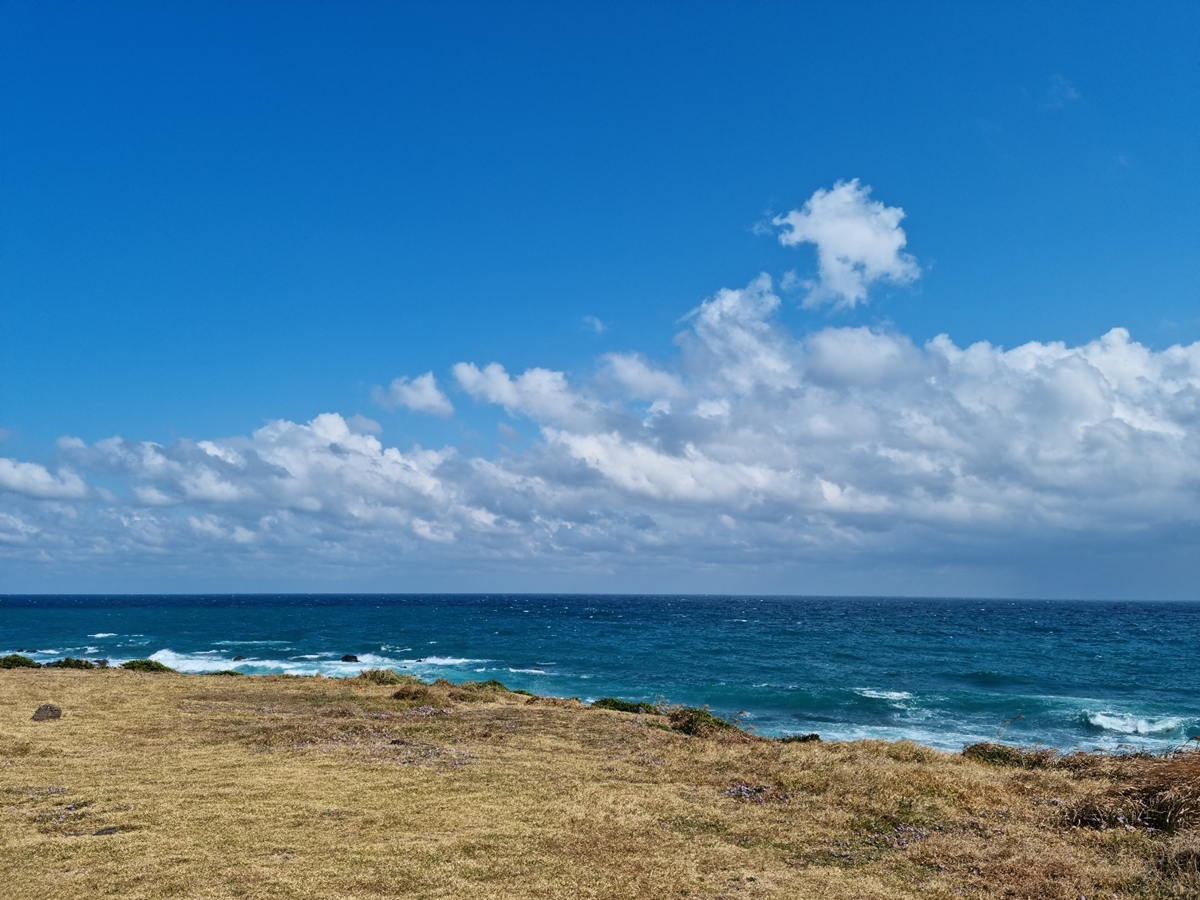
2 594 1197 752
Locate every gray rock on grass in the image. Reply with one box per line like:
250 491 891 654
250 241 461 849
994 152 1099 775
32 704 62 721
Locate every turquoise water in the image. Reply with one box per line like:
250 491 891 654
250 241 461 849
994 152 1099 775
3 594 1197 752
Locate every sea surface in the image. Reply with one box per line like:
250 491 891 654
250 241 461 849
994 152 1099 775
2 594 1197 753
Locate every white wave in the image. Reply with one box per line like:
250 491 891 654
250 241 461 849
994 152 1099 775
855 689 913 701
1085 711 1183 735
412 656 485 666
507 667 546 675
148 649 245 673
88 633 117 638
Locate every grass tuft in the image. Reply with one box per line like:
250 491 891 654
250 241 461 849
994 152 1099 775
962 741 1057 768
1066 751 1200 833
356 668 408 685
460 679 511 692
591 697 658 714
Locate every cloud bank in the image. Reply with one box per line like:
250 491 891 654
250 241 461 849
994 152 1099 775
3 183 1197 595
4 275 1199 595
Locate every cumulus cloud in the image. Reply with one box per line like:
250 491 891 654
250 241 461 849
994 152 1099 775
453 361 598 427
374 372 454 416
773 179 919 309
6 265 1200 595
0 458 88 499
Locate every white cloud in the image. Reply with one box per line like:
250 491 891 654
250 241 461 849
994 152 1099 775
6 276 1200 596
582 315 608 334
0 458 88 499
375 372 454 416
453 361 596 426
601 353 685 400
773 179 919 309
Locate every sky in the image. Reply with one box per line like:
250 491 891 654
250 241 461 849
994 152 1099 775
1 1 1198 597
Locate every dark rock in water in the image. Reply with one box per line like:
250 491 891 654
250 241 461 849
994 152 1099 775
341 654 359 663
233 655 247 661
32 704 62 721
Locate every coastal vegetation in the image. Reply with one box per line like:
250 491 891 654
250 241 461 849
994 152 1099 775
2 667 1198 898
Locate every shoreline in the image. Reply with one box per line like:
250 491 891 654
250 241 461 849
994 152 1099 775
4 653 1192 755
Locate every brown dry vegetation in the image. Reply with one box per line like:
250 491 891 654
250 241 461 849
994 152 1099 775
2 668 1198 899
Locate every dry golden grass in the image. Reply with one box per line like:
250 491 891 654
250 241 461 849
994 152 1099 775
2 669 1197 899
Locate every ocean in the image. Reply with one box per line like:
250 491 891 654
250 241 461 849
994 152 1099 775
2 594 1197 753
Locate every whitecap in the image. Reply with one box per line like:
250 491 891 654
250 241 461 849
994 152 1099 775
418 656 484 666
88 633 117 638
1085 711 1182 735
855 689 913 701
507 667 546 675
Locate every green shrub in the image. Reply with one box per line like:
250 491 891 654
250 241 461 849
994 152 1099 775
205 670 244 677
512 688 533 696
592 697 658 714
120 659 175 673
357 668 408 685
45 657 95 669
1 653 40 669
668 706 737 737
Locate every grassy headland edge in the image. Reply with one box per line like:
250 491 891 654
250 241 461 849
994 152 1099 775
2 662 1198 898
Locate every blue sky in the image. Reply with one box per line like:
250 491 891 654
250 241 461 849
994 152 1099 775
2 2 1198 596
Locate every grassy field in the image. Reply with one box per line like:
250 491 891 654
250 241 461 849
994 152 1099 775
2 667 1197 899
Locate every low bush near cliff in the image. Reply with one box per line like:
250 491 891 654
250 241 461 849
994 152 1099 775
1 653 40 669
45 657 96 669
120 659 175 673
666 705 738 737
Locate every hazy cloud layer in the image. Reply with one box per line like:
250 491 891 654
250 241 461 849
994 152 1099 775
4 273 1199 594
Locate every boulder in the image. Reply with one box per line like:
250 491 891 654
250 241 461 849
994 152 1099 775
32 704 62 721
341 654 359 663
